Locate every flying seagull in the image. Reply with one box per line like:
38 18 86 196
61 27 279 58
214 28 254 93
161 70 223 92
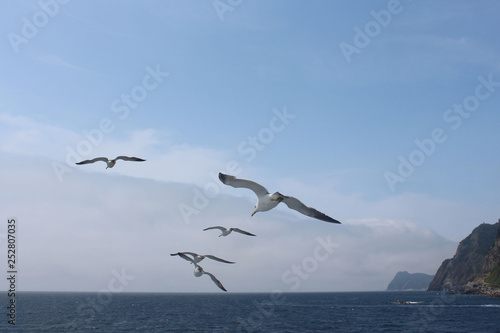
175 253 227 292
170 252 235 264
75 156 146 169
203 226 256 237
218 172 341 224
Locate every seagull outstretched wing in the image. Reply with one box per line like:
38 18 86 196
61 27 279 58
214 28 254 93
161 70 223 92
115 156 146 162
281 195 341 224
203 226 226 232
219 173 269 197
204 255 235 264
231 228 256 236
205 271 227 292
76 157 109 165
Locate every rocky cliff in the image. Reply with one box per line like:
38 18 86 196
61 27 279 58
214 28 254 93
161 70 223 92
386 271 434 291
427 221 500 297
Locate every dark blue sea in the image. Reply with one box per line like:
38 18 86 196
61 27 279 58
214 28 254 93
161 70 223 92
1 291 499 332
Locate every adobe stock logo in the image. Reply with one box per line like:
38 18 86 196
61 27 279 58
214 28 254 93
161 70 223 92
213 0 243 21
405 293 457 332
65 267 135 331
281 235 339 291
339 0 410 64
7 0 70 54
51 64 169 182
236 235 339 332
178 107 295 224
384 73 499 192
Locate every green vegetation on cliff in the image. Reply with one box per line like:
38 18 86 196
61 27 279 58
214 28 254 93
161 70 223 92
485 266 500 288
427 221 500 296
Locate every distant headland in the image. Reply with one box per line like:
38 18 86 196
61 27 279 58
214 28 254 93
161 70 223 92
386 271 434 291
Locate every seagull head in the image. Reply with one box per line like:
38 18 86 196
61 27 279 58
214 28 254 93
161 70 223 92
106 160 116 169
194 266 203 277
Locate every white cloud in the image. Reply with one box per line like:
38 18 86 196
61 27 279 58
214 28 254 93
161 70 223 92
0 113 79 157
262 175 493 241
333 29 500 86
0 114 231 185
0 117 485 292
0 154 458 293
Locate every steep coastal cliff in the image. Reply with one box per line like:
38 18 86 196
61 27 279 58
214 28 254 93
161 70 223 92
427 221 500 297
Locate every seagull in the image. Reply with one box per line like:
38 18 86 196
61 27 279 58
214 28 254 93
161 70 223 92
218 172 341 224
170 252 235 264
75 156 146 169
175 253 227 292
203 226 256 237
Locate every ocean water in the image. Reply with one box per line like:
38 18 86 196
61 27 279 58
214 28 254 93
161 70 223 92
1 291 499 332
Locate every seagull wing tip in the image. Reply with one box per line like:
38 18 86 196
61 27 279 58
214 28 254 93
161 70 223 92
324 217 341 224
218 172 227 183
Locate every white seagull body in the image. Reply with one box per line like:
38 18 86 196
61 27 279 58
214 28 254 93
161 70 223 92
218 173 341 224
76 156 146 169
175 253 227 292
203 226 256 237
170 252 235 264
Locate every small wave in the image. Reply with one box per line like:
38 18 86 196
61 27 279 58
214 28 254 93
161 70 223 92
421 304 500 308
394 300 422 304
480 304 500 308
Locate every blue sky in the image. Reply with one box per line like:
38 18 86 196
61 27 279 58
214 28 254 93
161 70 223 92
0 1 499 293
